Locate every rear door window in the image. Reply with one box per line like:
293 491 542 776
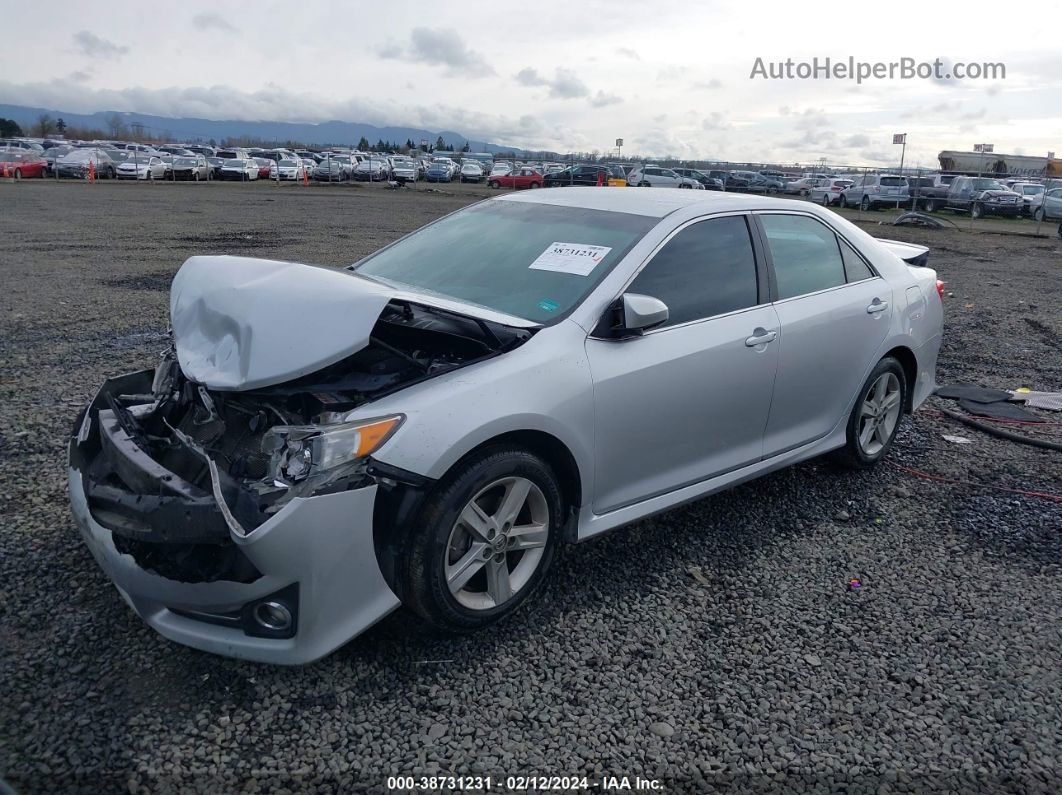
760 214 847 300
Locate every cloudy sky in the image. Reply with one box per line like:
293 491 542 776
2 0 1060 166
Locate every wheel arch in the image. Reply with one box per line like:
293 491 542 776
370 428 584 594
882 345 917 412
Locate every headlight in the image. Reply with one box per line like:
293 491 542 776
262 415 403 484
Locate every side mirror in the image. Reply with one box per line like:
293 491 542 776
596 293 669 338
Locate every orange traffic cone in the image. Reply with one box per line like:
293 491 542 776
303 168 309 187
596 170 605 187
87 160 96 182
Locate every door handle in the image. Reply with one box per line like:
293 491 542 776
745 329 777 347
866 299 889 314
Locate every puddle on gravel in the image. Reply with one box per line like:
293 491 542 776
170 231 298 250
104 273 173 291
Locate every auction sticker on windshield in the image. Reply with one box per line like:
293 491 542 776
528 242 612 276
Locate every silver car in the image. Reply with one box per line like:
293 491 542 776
68 189 943 664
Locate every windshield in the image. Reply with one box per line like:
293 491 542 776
352 200 656 323
972 178 1004 190
225 159 247 167
174 158 197 165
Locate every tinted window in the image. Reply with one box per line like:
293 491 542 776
879 177 905 186
839 239 874 282
627 216 759 327
761 214 846 299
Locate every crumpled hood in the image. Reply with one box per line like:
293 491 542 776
170 256 394 391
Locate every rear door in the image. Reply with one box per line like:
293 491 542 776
756 212 892 456
586 214 778 512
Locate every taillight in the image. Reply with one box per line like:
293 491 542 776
936 280 945 300
831 185 840 191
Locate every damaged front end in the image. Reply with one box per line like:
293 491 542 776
72 297 529 581
68 286 530 661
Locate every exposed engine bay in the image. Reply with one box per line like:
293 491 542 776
71 299 530 582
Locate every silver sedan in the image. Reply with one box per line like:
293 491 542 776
69 189 943 663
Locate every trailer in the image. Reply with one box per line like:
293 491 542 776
938 150 1060 178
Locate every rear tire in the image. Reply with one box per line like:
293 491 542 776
860 195 871 211
396 447 562 632
13 168 21 181
924 199 937 213
1034 207 1046 222
821 192 831 206
529 181 540 189
831 357 907 469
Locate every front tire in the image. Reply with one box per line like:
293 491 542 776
397 447 562 632
489 179 500 188
832 357 906 469
971 202 983 219
14 168 22 181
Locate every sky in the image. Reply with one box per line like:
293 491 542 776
2 0 1061 167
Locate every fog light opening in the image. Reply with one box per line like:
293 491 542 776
253 601 292 632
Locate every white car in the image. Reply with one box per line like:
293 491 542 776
219 159 260 181
269 159 307 181
809 178 855 207
116 155 166 181
390 159 418 183
627 166 705 189
1008 182 1045 215
490 162 513 177
459 162 484 183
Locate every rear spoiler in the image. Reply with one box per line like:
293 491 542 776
875 238 929 267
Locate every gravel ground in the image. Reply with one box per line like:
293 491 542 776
1 181 1060 794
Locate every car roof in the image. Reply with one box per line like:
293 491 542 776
494 186 823 218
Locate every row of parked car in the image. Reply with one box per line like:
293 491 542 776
786 171 1060 220
4 136 1060 220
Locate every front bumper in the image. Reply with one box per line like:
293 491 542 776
68 376 401 664
983 203 1021 216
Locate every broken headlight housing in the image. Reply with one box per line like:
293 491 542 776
262 415 403 485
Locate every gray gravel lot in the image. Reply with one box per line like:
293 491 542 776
1 181 1060 793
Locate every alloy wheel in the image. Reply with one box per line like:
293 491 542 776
444 476 550 610
857 372 902 456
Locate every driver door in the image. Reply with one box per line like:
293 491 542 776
585 214 779 513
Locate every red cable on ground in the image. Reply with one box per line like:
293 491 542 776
892 463 1062 502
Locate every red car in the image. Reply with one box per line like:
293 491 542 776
488 167 543 190
0 149 47 179
254 158 273 179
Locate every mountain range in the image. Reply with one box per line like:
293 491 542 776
0 103 530 153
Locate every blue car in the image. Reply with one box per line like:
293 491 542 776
425 164 451 183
